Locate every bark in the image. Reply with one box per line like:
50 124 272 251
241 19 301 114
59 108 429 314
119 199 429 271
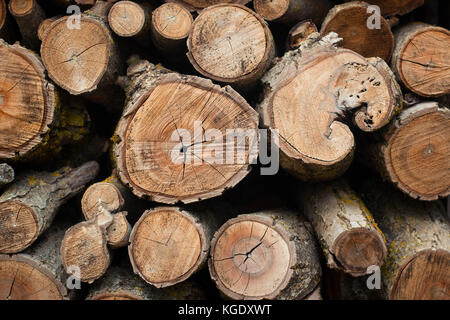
40 1 124 107
360 102 449 201
8 0 45 50
254 0 332 26
320 1 394 62
0 161 99 253
129 202 234 288
187 4 276 92
0 0 19 43
359 178 450 299
151 3 193 55
112 57 259 204
0 218 75 300
86 264 206 300
295 179 387 276
257 32 402 181
209 209 322 300
342 0 424 17
0 40 91 163
0 163 14 188
391 22 450 97
286 19 317 50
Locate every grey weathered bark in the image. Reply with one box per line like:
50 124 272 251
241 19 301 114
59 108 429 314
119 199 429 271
0 163 14 188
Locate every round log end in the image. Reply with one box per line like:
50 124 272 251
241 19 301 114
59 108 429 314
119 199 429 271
108 1 146 38
0 254 66 300
209 215 295 300
390 249 450 300
8 0 34 17
81 182 125 220
0 200 38 253
152 3 192 41
187 4 274 84
40 16 111 95
61 221 110 283
128 207 207 288
253 0 289 21
107 212 131 248
333 228 387 276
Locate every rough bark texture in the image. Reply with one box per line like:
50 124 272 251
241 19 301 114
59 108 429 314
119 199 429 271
257 32 402 182
343 0 424 17
209 209 322 300
112 58 259 204
129 203 233 288
359 178 450 300
286 19 317 50
40 1 123 106
0 163 14 188
391 22 450 98
0 161 99 253
165 0 250 12
361 102 449 201
296 179 386 276
254 0 332 26
0 40 90 163
320 1 394 62
187 4 276 92
86 264 206 300
0 218 74 300
8 0 45 50
151 3 192 55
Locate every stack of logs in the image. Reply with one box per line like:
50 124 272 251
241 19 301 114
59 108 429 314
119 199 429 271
0 0 448 300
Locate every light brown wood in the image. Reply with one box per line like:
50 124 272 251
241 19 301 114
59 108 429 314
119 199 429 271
151 3 192 54
166 0 250 12
362 102 449 200
187 4 275 90
106 211 131 248
40 1 122 99
286 20 317 50
359 179 450 300
37 16 59 41
209 210 321 300
112 59 259 204
257 33 402 181
0 161 99 254
8 0 45 50
391 23 450 98
129 207 208 288
296 179 386 276
343 0 424 17
254 0 331 26
321 2 394 62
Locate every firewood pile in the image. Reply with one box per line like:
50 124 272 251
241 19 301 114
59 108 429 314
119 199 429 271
0 0 448 300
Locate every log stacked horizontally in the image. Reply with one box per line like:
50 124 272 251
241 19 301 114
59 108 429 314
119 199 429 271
0 0 448 302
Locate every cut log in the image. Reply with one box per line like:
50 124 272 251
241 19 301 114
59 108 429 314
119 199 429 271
0 163 14 188
8 0 45 50
37 16 59 41
108 1 154 47
40 1 123 104
0 161 99 254
358 179 450 300
209 209 322 300
60 217 111 283
343 0 424 17
166 0 250 12
361 102 449 201
187 4 276 91
112 58 259 204
253 0 332 26
151 3 193 55
0 40 91 162
257 33 402 181
391 23 450 98
86 264 206 300
320 2 394 62
129 205 230 288
286 20 318 50
0 219 74 300
295 179 386 276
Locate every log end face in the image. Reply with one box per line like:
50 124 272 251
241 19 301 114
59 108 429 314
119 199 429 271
253 0 289 21
209 216 295 300
333 228 387 276
0 201 38 254
8 0 34 17
152 3 193 41
108 1 146 37
81 182 124 220
129 207 206 288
